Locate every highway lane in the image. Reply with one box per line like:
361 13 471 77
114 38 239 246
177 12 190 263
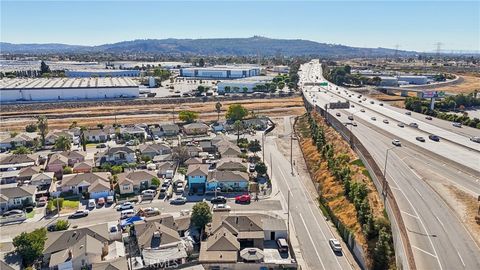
299 60 480 270
264 136 354 270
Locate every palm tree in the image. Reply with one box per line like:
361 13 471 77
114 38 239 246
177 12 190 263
233 120 243 143
55 135 71 151
37 115 48 147
80 126 87 151
215 102 222 121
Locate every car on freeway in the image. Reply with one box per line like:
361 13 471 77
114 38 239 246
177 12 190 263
405 111 412 115
96 143 107 149
351 104 355 108
213 204 231 212
235 194 251 204
360 109 365 112
429 135 440 142
416 136 426 142
383 119 389 124
362 98 367 101
329 238 342 253
425 116 433 120
336 113 341 117
370 101 374 104
409 123 419 128
359 100 362 103
379 103 384 106
470 136 480 143
352 122 358 127
397 122 405 128
348 116 354 121
68 210 89 219
170 197 187 205
371 117 376 121
116 202 134 211
452 122 462 128
392 139 401 146
211 196 227 204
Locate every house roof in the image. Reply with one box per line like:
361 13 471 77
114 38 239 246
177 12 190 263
44 223 110 255
88 179 111 193
46 130 73 140
60 172 110 188
0 185 36 200
208 170 249 183
174 215 191 232
183 122 209 130
136 222 182 249
47 153 69 166
60 151 86 160
84 129 107 137
184 157 203 165
92 257 129 270
186 164 210 176
31 172 54 182
160 124 179 132
117 170 156 186
73 161 94 170
157 161 176 171
49 234 103 267
0 154 37 165
18 166 41 178
216 158 246 171
199 227 239 263
103 146 135 155
139 144 171 155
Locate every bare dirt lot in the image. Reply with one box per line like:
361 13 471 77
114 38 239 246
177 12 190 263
434 74 479 95
0 97 305 132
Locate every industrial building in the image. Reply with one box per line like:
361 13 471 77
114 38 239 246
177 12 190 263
180 65 260 79
217 76 273 93
0 77 139 103
397 75 429 85
379 76 399 87
272 65 290 74
65 69 140 78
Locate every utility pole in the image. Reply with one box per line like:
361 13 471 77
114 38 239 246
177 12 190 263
287 190 290 239
56 195 60 217
270 152 273 180
262 133 265 163
290 133 293 175
383 147 395 199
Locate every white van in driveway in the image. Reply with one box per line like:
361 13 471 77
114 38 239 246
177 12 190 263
120 209 135 219
88 199 96 208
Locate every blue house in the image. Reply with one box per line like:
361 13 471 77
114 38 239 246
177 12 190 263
186 164 210 194
207 170 249 193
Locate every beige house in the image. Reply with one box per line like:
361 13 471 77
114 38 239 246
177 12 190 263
117 170 157 195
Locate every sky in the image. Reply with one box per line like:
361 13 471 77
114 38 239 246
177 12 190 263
1 0 479 52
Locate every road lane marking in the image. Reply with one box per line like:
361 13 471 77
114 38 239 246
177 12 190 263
299 213 326 270
401 211 419 219
412 245 438 258
434 215 445 231
456 250 466 267
278 167 295 198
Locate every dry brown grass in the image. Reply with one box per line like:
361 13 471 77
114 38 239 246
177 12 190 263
447 185 480 244
434 75 480 95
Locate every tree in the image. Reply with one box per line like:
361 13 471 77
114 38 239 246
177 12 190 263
25 123 37 132
191 202 212 229
233 120 243 143
97 123 105 129
80 126 87 151
242 87 249 93
215 102 222 121
248 139 261 155
372 227 392 270
224 86 231 93
179 110 199 123
54 135 71 151
225 104 248 121
13 228 47 266
198 58 205 67
55 220 70 231
151 177 161 187
197 85 206 95
269 83 277 93
111 165 123 175
278 81 285 90
12 146 32 154
63 166 73 174
40 61 50 74
255 162 267 176
172 146 190 164
37 115 48 147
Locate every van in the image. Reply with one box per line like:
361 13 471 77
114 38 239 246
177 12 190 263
88 199 96 208
120 209 135 219
276 238 289 253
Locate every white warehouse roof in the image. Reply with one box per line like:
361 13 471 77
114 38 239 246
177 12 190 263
0 77 138 90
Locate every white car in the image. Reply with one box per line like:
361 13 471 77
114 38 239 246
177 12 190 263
452 122 462 128
213 204 231 212
392 139 401 146
329 238 342 252
470 136 480 143
116 202 134 211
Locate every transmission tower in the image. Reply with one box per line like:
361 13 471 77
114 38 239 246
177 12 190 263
394 44 400 59
434 42 443 59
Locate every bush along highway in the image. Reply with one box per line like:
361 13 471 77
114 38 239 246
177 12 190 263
295 111 395 270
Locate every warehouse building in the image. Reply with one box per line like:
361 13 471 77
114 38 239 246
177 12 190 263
0 77 139 103
379 76 399 87
397 75 429 85
180 65 260 79
65 69 140 78
217 76 273 94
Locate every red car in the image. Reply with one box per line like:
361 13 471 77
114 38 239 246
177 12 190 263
235 194 251 204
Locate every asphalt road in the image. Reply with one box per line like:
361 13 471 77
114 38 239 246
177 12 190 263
300 60 480 270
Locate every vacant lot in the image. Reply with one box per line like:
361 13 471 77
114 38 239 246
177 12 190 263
1 97 305 131
434 74 479 95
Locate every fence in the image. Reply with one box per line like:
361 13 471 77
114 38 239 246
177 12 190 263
303 96 416 270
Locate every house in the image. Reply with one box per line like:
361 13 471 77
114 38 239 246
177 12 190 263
242 117 270 131
139 144 172 159
0 185 36 213
17 166 42 182
211 122 225 132
159 124 180 136
45 130 74 145
120 126 147 140
133 215 193 267
84 129 108 143
116 170 157 195
186 164 210 194
199 140 215 153
157 162 177 179
212 135 241 158
60 151 86 166
182 123 209 136
0 132 39 151
184 157 203 166
45 153 69 174
43 223 123 270
73 161 94 173
29 172 54 188
0 171 19 185
92 257 128 270
57 172 111 199
216 158 247 172
207 171 249 193
0 154 38 171
185 145 202 157
96 146 136 166
199 213 293 268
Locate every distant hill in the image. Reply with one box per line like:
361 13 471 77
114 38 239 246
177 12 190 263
0 36 416 57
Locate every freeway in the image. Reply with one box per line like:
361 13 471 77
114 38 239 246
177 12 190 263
299 60 480 270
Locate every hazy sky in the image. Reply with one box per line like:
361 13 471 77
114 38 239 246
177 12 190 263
1 0 479 52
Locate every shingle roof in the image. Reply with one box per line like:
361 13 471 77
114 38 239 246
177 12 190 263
17 166 41 178
88 179 111 193
48 153 69 166
208 170 249 183
0 185 36 200
216 158 246 171
44 223 110 255
139 144 171 155
103 146 135 155
49 234 103 267
186 164 210 176
60 172 110 187
136 222 181 249
92 257 129 270
0 154 37 165
60 151 86 160
117 170 156 185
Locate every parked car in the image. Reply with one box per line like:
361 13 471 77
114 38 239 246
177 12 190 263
37 197 48 207
175 182 185 194
370 101 374 104
416 137 426 142
96 143 107 149
213 204 231 212
429 135 440 142
452 122 462 128
106 195 114 204
120 209 135 220
170 197 187 205
392 139 401 147
360 109 365 112
140 207 160 217
47 221 70 232
249 163 256 172
142 189 157 196
235 194 251 204
277 238 289 253
87 199 96 208
379 103 384 106
116 202 134 211
153 135 159 140
97 197 105 206
470 136 480 143
211 196 227 204
329 239 342 252
2 209 24 217
68 210 89 219
425 116 433 120
351 122 357 127
347 116 354 121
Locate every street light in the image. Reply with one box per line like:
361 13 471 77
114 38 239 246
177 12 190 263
382 146 397 200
